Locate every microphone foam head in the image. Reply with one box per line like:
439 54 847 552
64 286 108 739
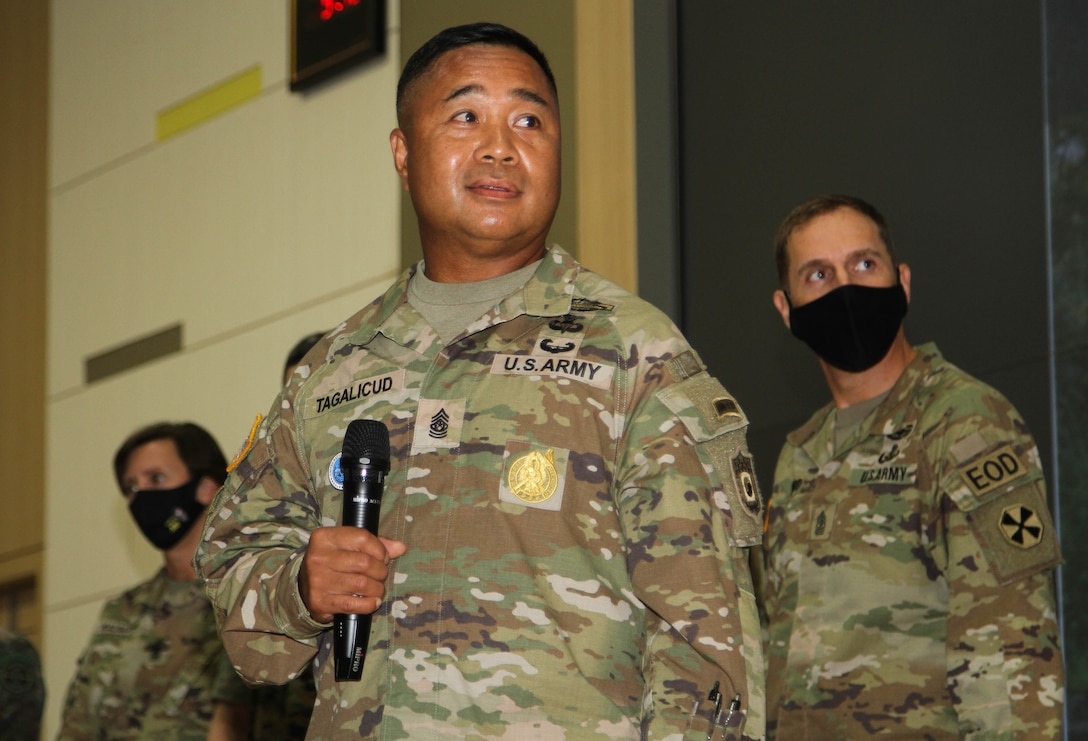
343 419 390 462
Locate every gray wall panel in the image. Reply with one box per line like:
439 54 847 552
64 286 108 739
675 1 1050 492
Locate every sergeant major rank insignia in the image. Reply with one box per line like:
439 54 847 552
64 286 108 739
411 399 465 453
428 408 450 439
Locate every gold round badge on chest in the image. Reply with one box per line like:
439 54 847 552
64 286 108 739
508 449 559 503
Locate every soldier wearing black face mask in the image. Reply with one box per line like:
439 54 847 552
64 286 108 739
759 195 1064 740
57 422 255 741
127 476 209 550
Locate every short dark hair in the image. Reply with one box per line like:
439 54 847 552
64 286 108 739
396 22 557 128
774 194 897 290
284 331 326 380
113 422 228 492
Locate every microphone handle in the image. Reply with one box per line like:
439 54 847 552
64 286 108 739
334 469 384 681
346 471 383 530
334 613 367 681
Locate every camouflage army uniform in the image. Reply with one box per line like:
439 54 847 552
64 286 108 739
198 246 767 740
212 657 318 739
0 626 44 741
57 568 252 740
762 343 1063 739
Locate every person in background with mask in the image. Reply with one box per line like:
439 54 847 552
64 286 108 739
57 422 252 740
760 194 1064 739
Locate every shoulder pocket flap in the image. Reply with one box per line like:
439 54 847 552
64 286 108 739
657 373 749 441
658 374 762 546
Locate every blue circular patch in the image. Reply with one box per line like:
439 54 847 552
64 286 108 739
328 453 344 491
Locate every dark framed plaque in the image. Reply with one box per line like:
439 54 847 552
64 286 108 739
291 0 386 92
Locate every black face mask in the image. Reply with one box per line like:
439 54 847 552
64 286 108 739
128 478 206 550
788 283 908 373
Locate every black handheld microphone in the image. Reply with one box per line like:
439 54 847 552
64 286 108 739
334 419 390 682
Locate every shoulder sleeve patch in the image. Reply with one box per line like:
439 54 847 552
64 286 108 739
730 450 763 518
961 479 1062 585
942 433 1059 584
657 368 763 546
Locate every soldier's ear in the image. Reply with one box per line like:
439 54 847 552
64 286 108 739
772 289 791 330
196 476 219 506
898 263 911 303
390 128 410 192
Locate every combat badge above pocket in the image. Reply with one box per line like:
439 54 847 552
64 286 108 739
657 352 763 546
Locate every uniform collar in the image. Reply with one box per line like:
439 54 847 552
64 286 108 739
326 245 580 356
789 343 944 460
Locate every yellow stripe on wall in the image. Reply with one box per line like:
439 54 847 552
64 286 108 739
156 65 262 141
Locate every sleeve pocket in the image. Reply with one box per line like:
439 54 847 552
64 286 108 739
658 371 764 546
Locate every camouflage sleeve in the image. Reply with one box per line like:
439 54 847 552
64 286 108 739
56 672 94 740
621 350 765 740
210 650 256 705
56 613 108 741
197 403 330 685
933 389 1063 737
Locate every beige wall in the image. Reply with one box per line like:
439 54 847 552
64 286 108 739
38 2 634 737
0 0 47 649
43 2 404 736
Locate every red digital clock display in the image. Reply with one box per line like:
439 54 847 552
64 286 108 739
319 0 361 22
291 0 385 92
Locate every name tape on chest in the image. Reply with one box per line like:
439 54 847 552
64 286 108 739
312 370 405 414
848 464 917 487
959 443 1028 496
491 354 614 389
